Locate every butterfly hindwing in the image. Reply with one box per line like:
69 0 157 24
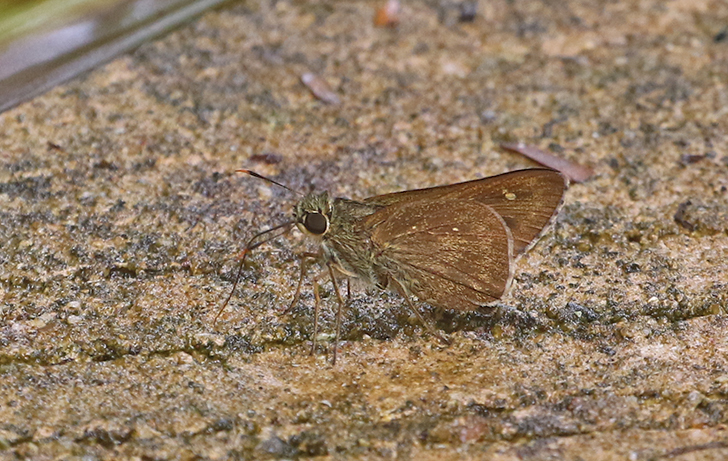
366 199 514 310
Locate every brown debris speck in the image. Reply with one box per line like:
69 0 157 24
373 0 400 27
250 152 283 165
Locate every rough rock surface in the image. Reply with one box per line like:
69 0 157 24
1 0 727 459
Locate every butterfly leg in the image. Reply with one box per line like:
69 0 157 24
311 277 322 356
300 263 337 357
213 220 294 326
390 278 451 345
327 262 347 365
213 247 252 326
283 252 319 315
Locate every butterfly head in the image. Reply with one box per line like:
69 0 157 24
294 192 332 237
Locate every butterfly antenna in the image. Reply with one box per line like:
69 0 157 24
236 169 302 196
214 220 295 325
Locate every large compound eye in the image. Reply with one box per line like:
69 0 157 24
303 212 328 235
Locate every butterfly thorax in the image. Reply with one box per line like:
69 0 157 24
293 193 385 284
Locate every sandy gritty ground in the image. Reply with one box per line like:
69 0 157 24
1 0 728 459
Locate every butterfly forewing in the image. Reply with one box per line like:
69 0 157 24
365 169 566 255
366 199 514 311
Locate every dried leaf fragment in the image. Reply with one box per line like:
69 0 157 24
301 73 340 105
501 142 594 183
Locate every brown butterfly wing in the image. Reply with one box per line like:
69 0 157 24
366 199 514 310
365 169 567 256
